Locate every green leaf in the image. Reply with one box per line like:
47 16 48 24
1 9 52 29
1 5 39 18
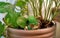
28 16 38 25
27 25 32 30
4 12 20 28
0 2 11 13
0 22 5 37
16 0 29 9
17 16 27 28
16 0 27 8
4 13 10 25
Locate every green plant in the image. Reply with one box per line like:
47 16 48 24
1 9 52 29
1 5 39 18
0 2 14 38
0 22 5 37
3 0 60 30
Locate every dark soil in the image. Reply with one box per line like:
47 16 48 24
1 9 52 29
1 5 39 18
37 17 54 29
40 21 54 29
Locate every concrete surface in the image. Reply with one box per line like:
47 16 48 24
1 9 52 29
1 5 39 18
56 22 60 38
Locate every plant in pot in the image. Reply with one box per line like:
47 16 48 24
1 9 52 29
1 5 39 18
0 0 60 38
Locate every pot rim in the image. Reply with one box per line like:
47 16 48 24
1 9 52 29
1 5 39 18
7 25 55 35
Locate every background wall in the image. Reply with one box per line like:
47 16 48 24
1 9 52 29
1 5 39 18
0 0 15 4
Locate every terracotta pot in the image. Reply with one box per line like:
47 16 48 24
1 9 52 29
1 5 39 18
7 25 56 38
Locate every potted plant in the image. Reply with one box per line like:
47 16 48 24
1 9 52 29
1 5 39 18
0 0 60 38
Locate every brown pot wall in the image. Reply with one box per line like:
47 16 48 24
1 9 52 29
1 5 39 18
7 25 56 38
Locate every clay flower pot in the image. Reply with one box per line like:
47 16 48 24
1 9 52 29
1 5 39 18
7 25 56 38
